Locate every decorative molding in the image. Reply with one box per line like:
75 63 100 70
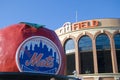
101 30 104 33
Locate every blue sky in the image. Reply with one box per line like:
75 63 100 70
0 0 120 30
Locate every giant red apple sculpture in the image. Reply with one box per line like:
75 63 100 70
0 22 65 75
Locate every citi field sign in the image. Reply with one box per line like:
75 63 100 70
59 20 99 35
16 36 61 74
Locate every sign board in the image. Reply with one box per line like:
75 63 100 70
16 36 61 74
58 20 99 35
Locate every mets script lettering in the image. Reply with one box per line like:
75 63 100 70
25 53 54 68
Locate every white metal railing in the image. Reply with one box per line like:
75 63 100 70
67 73 120 80
66 49 75 54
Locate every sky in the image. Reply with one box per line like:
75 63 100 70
0 0 120 30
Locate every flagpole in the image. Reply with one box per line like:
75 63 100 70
76 11 78 22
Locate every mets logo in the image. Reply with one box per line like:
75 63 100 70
16 36 61 74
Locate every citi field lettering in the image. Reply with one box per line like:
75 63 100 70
59 20 99 34
72 20 99 31
59 22 71 35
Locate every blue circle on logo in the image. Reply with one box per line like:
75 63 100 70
16 36 61 74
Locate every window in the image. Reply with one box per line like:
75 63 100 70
66 54 75 75
64 38 75 75
65 39 75 54
96 34 113 73
114 33 120 72
78 35 94 74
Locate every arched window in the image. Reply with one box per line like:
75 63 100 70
65 38 75 54
78 35 94 74
114 33 120 72
64 38 75 75
96 34 113 73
